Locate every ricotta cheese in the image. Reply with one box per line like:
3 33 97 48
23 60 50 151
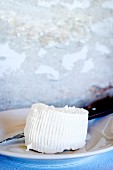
24 103 88 153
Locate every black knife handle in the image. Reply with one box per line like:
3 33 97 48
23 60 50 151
84 97 113 120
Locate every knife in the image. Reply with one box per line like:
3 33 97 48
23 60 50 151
0 97 113 144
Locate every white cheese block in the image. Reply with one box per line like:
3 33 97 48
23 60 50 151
24 103 88 153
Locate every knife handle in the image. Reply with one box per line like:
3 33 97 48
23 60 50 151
84 97 113 120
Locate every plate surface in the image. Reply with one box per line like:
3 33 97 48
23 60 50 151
0 109 113 160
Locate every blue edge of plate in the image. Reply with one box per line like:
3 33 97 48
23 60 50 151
1 150 113 170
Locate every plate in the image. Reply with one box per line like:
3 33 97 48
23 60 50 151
0 109 113 160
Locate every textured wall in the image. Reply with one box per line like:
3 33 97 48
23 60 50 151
0 0 113 111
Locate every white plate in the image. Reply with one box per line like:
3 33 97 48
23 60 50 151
0 109 113 160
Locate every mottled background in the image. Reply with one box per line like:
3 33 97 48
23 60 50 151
0 0 113 111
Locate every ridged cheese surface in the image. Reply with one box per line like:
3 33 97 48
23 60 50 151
24 103 88 153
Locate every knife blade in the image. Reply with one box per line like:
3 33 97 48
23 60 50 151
0 133 24 144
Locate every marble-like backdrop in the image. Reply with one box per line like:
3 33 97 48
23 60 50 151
0 0 113 111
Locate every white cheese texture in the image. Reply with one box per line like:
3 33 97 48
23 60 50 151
24 103 88 153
